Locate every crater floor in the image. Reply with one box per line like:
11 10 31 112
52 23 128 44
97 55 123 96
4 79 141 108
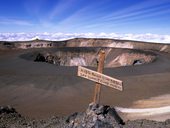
0 46 170 120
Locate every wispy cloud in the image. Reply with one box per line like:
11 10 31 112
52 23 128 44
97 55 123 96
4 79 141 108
50 0 170 31
102 0 170 20
43 0 108 30
0 32 169 43
85 0 170 29
49 0 77 20
20 0 170 33
0 0 169 33
0 18 33 26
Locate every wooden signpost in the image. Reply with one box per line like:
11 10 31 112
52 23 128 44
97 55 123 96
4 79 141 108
77 50 123 104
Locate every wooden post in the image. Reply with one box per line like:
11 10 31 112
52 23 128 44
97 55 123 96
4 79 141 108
93 50 105 104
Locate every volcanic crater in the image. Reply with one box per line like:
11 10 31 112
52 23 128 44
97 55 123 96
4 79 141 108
0 38 170 124
20 47 156 67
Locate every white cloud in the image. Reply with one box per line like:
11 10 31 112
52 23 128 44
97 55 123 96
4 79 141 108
0 32 170 43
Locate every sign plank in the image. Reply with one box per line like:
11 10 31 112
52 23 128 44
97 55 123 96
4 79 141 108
78 66 123 91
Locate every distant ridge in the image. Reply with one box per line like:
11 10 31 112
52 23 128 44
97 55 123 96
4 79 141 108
0 38 170 53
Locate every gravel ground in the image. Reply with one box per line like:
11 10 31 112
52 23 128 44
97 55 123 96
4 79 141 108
1 106 170 128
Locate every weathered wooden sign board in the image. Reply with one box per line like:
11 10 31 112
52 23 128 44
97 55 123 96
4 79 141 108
77 50 123 104
78 66 123 91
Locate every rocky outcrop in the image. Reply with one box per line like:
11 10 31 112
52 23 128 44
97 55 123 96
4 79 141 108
66 103 124 128
0 106 67 128
108 52 156 67
0 106 17 114
34 53 46 62
1 105 170 128
30 48 156 67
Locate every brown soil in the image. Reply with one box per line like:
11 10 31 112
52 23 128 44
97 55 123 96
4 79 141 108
0 47 170 121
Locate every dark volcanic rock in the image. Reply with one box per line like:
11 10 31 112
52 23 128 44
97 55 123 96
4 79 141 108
124 119 170 128
45 54 54 64
0 106 17 114
0 106 68 128
0 105 170 128
34 53 46 62
66 103 124 128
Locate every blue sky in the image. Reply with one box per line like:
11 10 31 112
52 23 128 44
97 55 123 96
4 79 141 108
0 0 170 34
